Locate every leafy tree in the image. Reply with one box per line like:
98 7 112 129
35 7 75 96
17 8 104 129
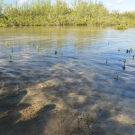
0 0 135 27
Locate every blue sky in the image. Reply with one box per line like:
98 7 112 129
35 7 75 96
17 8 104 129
3 0 135 12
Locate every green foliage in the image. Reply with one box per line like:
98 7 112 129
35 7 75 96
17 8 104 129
123 59 126 65
76 18 87 25
36 45 41 52
9 55 12 62
0 0 3 14
86 114 93 128
130 47 132 52
0 0 135 27
114 24 127 30
118 48 120 52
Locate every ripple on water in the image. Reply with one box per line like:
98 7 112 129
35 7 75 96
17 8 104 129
0 27 135 135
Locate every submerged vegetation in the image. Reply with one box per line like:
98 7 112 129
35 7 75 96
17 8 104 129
0 0 135 27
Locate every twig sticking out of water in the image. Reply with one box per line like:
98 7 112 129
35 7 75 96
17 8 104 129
86 114 93 129
127 48 131 54
130 47 132 53
9 55 12 62
106 58 108 64
114 72 119 81
118 48 120 52
11 47 13 52
55 50 57 54
36 46 41 52
123 60 126 70
123 59 126 66
6 42 9 46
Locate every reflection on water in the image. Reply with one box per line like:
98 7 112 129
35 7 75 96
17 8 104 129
0 26 135 134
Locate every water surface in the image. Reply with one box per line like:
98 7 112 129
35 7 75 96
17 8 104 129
0 27 135 135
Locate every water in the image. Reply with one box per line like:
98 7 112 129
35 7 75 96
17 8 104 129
0 26 135 134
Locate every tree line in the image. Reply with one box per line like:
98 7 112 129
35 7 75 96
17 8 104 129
0 0 135 27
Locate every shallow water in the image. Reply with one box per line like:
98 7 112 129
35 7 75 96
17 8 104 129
0 26 135 134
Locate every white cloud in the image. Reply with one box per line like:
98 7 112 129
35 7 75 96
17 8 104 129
20 0 27 4
117 0 124 4
107 3 113 7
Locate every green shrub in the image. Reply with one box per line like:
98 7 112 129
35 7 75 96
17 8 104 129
114 24 127 30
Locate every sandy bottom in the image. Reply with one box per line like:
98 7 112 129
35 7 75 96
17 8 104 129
0 27 135 135
0 76 135 135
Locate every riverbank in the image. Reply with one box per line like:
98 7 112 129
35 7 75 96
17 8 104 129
0 0 135 28
0 19 134 28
